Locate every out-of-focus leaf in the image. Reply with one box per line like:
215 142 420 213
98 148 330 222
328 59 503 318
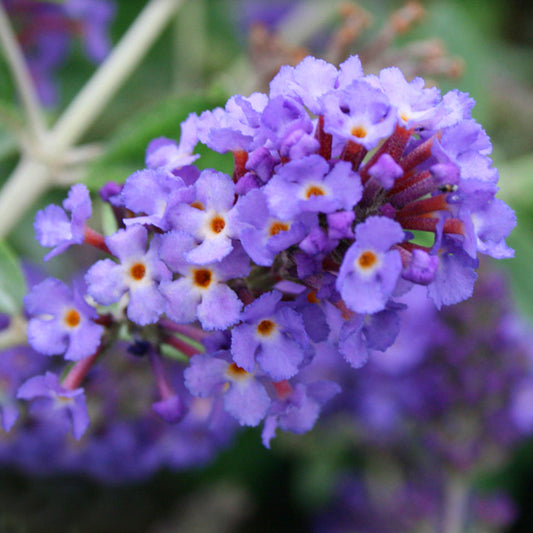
85 92 232 191
498 154 533 208
0 239 27 314
502 209 533 319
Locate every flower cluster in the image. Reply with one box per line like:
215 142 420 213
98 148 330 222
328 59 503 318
5 0 115 105
17 55 514 447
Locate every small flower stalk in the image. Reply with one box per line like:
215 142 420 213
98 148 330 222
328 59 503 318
12 55 514 450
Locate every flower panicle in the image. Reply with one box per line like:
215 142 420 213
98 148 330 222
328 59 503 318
22 54 514 446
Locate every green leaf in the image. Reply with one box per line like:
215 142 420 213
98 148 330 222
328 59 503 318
502 208 533 320
498 154 533 208
160 342 190 363
0 240 27 314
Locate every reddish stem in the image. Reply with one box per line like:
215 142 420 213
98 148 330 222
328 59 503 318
316 115 332 160
233 150 249 182
273 380 293 400
83 226 110 254
396 193 449 217
400 133 440 172
61 348 101 391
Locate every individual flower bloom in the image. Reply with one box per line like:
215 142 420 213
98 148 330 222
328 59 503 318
260 95 319 160
400 248 439 285
338 307 401 369
434 89 475 129
435 120 498 183
471 198 516 259
426 238 478 309
17 372 90 440
236 188 311 266
85 225 171 325
262 379 340 448
195 92 269 154
269 55 363 115
159 232 249 330
0 347 46 431
34 183 92 260
288 289 330 344
24 278 103 361
170 169 242 264
336 216 405 315
231 291 312 381
372 66 441 129
184 351 271 427
145 114 200 172
119 168 193 231
323 80 397 150
264 155 362 220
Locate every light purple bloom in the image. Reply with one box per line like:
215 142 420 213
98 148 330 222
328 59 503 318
336 216 405 314
145 114 200 172
24 278 103 361
236 188 310 266
119 168 193 231
185 352 271 427
231 291 312 381
264 155 362 219
85 225 171 325
262 380 340 448
170 169 241 264
17 372 90 440
323 79 396 149
34 183 92 260
159 232 249 330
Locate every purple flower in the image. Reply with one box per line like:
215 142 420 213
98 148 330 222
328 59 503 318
236 188 311 266
262 380 340 448
323 79 396 149
119 168 193 231
196 93 268 154
336 216 404 314
24 278 103 361
170 169 241 264
17 372 90 440
145 114 200 172
264 155 362 219
185 352 271 427
159 232 250 330
34 184 92 260
373 66 441 129
231 291 312 381
85 225 171 325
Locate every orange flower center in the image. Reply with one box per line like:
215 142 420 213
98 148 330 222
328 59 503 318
210 216 226 234
193 269 212 288
64 308 81 328
358 250 378 269
269 221 289 236
351 125 367 138
130 262 146 281
305 185 325 199
227 362 248 379
257 319 276 336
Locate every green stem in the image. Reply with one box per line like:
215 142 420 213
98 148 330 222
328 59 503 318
442 473 470 533
0 0 46 140
0 0 186 238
